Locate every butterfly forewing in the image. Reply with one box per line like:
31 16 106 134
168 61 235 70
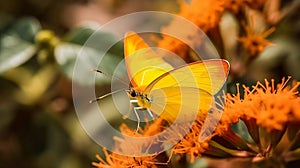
144 59 229 95
124 32 174 88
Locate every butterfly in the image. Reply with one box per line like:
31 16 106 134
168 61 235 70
92 31 229 130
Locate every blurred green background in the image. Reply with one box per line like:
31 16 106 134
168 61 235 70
0 0 300 167
0 0 179 167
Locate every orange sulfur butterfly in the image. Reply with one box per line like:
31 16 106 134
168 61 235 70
92 31 229 130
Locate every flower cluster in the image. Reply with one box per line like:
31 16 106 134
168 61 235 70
157 0 277 62
238 21 275 57
92 148 159 168
218 77 300 134
158 0 226 61
208 77 300 167
93 77 300 167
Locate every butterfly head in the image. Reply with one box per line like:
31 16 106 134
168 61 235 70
127 88 151 108
129 89 137 97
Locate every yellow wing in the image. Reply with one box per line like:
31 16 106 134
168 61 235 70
148 87 212 122
145 59 230 95
124 32 174 88
124 32 229 123
144 59 229 122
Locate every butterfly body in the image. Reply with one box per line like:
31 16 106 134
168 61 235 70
128 88 152 109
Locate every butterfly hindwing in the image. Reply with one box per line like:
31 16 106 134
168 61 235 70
148 87 212 122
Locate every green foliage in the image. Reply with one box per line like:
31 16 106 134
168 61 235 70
54 26 125 85
0 15 124 168
0 17 40 73
0 17 124 85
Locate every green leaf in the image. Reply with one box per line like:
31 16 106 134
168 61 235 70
0 35 36 73
55 42 125 86
188 158 207 168
55 26 125 86
64 26 95 45
231 120 254 143
0 17 41 73
64 26 124 56
11 17 41 43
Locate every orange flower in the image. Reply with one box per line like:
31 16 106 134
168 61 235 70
217 77 300 133
238 22 275 57
92 148 159 168
179 0 225 32
214 87 244 136
113 119 168 156
242 77 300 132
208 77 300 162
157 0 226 60
171 114 211 163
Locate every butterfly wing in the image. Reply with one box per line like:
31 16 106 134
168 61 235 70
124 32 174 88
149 87 212 122
145 59 229 122
145 59 230 95
124 32 229 122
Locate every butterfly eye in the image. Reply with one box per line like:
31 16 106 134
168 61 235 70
130 90 137 97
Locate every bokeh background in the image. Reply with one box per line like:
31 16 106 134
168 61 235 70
0 0 299 167
0 1 178 167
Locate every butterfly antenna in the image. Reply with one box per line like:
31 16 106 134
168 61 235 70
92 69 129 86
89 89 130 103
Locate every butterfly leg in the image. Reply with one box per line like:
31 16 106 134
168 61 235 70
146 108 154 121
133 106 143 133
130 99 138 103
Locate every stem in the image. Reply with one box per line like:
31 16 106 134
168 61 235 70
243 118 260 147
222 129 254 152
208 140 256 157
